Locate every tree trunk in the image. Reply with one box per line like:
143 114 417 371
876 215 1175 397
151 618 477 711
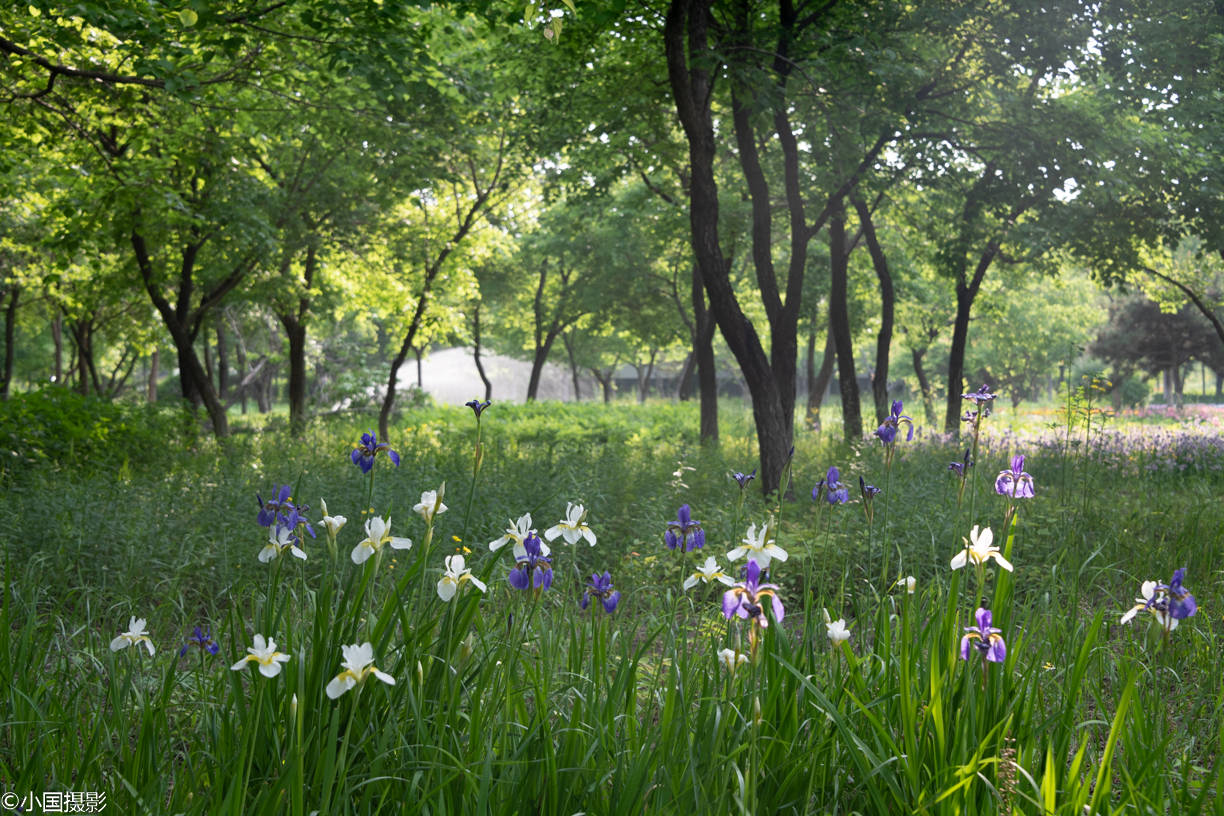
69 319 101 396
472 303 493 401
636 349 658 403
203 325 215 389
131 228 233 436
851 195 894 423
216 319 229 403
284 319 306 434
807 328 835 431
666 0 790 493
1 285 17 400
676 351 696 400
378 268 441 441
588 368 613 403
526 329 559 402
415 346 423 388
147 350 159 403
229 315 250 415
562 331 582 401
945 286 973 430
693 263 718 442
52 310 63 386
913 346 936 425
828 202 861 441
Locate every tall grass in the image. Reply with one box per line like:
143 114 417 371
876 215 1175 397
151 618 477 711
1 397 1221 814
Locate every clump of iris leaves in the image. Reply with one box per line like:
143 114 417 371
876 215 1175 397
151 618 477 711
0 394 1220 815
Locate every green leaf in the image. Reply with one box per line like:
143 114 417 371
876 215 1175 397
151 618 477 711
178 8 197 27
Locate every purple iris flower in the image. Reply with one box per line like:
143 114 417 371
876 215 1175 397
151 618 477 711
949 449 972 477
350 431 401 474
465 399 491 418
959 607 1006 663
581 571 620 613
994 455 1035 499
859 475 881 502
732 469 757 489
722 559 784 627
508 533 553 591
1157 567 1197 620
257 485 293 528
282 506 316 541
961 384 996 422
821 466 848 505
665 504 705 551
962 384 996 405
874 400 914 445
178 626 220 657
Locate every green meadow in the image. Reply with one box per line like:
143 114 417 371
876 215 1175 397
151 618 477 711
2 393 1222 814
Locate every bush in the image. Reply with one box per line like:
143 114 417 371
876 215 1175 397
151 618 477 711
1114 375 1151 408
0 388 196 476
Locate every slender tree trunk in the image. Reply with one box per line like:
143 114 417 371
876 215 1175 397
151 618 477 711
283 319 306 432
526 330 560 402
637 349 658 403
216 319 229 403
52 310 62 386
828 202 861 440
677 351 696 400
562 331 581 401
472 302 492 401
69 320 102 396
1 285 17 400
851 195 895 423
147 350 159 403
414 346 423 388
229 315 250 415
203 325 215 389
913 347 936 425
807 328 835 430
666 0 790 492
591 368 614 403
131 228 233 436
379 269 441 441
693 263 718 441
945 287 973 430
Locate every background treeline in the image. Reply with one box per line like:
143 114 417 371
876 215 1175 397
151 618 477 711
3 0 1224 488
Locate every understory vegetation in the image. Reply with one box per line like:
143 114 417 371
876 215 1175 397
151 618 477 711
1 394 1222 815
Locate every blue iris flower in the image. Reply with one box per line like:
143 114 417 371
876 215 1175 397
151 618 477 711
350 431 401 474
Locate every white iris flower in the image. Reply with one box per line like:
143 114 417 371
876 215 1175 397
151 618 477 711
950 525 1012 572
110 616 155 656
684 556 735 591
351 516 412 565
545 502 596 547
413 488 448 523
325 642 395 699
437 554 488 601
231 634 291 678
727 522 788 570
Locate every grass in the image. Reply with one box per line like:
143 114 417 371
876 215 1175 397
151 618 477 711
1 394 1222 814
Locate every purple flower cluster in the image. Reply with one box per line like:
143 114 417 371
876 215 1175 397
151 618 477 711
875 400 914 445
351 431 400 474
179 626 220 657
812 466 849 505
581 572 620 613
995 455 1035 498
665 504 705 551
508 533 553 591
256 485 315 549
722 559 784 629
